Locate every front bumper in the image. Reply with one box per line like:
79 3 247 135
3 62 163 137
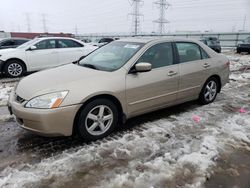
8 91 81 137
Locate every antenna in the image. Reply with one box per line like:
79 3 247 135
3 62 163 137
41 13 49 33
153 0 170 35
128 0 144 36
25 13 31 32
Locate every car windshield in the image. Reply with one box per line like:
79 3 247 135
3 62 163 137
17 38 39 49
79 41 144 71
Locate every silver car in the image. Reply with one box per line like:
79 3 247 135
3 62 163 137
8 38 230 141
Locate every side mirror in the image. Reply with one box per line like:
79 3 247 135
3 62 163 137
132 62 152 73
29 45 37 51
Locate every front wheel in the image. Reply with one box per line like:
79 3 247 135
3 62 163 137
199 78 219 105
4 60 25 77
76 99 119 141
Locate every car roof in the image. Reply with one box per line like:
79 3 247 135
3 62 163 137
118 37 201 44
36 37 76 40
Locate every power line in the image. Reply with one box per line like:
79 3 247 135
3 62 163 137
153 0 170 35
128 0 144 35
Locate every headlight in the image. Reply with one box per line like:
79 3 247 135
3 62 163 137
25 91 68 109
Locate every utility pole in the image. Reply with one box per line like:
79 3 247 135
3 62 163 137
153 0 170 35
41 14 48 33
25 13 31 32
243 15 246 32
128 0 144 36
74 25 78 35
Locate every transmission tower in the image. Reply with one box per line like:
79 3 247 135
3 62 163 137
41 14 49 33
25 13 31 32
153 0 170 35
128 0 144 36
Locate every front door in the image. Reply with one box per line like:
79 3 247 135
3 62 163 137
26 39 59 71
126 42 179 117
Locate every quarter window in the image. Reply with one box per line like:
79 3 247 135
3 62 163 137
137 42 174 69
176 42 202 63
58 39 83 48
201 48 210 59
35 39 56 49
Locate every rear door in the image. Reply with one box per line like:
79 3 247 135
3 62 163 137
126 42 179 116
175 42 211 102
57 39 85 65
26 39 59 70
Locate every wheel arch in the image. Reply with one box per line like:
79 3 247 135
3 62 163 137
204 74 222 93
5 58 27 72
72 94 125 135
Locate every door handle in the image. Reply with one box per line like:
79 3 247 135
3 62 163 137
168 71 178 76
203 63 210 68
51 51 57 54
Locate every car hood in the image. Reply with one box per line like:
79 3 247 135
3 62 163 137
16 64 113 100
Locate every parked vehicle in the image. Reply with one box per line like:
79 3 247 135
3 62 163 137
81 38 92 43
91 37 114 47
0 38 30 50
8 38 229 141
236 37 250 53
200 37 221 53
0 37 97 77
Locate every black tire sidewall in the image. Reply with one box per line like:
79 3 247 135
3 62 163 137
4 60 25 77
76 98 119 141
199 78 219 105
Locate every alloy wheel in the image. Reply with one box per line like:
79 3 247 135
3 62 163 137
85 105 114 136
204 80 217 102
7 63 23 77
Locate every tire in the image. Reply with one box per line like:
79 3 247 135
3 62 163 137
236 49 241 54
199 77 219 105
4 60 25 77
76 98 119 141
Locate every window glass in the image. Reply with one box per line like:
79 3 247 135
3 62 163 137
35 39 56 49
79 41 144 72
176 42 202 63
58 39 83 48
137 43 173 69
1 40 15 46
16 40 28 45
201 48 210 59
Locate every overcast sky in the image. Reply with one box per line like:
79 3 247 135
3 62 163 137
0 0 249 34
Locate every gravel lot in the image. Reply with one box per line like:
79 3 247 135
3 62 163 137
0 51 249 188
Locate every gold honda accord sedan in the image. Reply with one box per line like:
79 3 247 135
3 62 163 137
8 38 229 141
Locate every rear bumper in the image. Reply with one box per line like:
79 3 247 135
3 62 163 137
237 46 250 52
8 91 81 137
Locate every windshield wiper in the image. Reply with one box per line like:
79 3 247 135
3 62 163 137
81 64 99 70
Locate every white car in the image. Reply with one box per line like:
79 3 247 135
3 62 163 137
0 37 97 77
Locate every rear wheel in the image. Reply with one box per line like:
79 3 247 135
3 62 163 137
4 60 25 77
76 98 118 141
199 77 219 105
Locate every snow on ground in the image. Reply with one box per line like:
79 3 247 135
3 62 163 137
0 52 249 188
0 82 15 106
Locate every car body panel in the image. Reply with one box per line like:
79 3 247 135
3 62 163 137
8 37 230 137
